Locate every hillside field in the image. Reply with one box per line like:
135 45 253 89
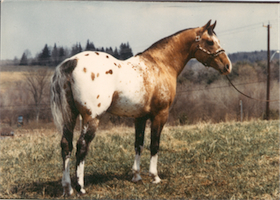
0 120 279 199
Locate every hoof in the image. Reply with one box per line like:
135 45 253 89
80 188 86 194
63 184 73 197
75 183 86 195
132 173 142 182
77 188 86 196
150 174 161 184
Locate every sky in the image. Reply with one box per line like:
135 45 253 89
1 0 279 60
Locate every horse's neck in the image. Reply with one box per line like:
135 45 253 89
140 30 196 77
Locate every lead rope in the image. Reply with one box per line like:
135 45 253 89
226 75 280 102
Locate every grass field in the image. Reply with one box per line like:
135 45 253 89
0 120 279 199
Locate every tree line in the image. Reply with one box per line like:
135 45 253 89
19 40 133 66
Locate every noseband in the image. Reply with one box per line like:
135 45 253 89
195 35 225 67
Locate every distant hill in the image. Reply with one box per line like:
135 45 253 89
228 50 279 63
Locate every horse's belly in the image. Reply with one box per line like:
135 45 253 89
107 91 149 118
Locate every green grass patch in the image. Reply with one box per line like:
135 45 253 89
0 121 279 199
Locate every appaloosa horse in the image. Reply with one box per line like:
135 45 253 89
51 20 231 196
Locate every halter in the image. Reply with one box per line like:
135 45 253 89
195 35 225 67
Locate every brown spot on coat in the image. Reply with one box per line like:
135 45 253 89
98 103 101 107
106 55 109 58
83 68 87 73
85 53 89 56
118 64 121 68
91 72 95 81
97 73 99 77
95 52 99 55
114 63 117 66
105 69 113 75
97 95 100 99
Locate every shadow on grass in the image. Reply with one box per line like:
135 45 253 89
84 171 132 186
10 179 62 198
9 171 133 198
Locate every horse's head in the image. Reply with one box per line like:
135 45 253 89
193 20 232 75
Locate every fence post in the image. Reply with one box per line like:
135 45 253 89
240 100 243 122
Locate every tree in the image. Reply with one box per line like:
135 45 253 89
19 52 28 65
19 49 32 65
119 42 133 60
52 43 59 66
58 47 66 60
85 40 95 51
24 69 51 123
113 47 120 59
105 47 114 56
38 44 51 65
71 43 83 56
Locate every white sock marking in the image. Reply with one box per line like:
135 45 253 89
149 154 158 175
77 160 86 193
62 157 73 195
132 154 141 173
149 154 161 183
132 146 143 182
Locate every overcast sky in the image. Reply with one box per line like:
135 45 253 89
1 0 279 60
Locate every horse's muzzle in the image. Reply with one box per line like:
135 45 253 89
221 63 232 75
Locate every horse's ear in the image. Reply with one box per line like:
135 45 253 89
209 20 217 31
202 20 212 32
207 20 217 35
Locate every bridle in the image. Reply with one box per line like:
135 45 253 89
194 36 279 102
194 35 225 67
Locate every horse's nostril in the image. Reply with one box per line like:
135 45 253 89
225 64 229 70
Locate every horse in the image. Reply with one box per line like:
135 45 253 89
50 20 232 196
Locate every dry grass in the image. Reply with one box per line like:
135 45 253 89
0 71 26 93
0 120 279 199
0 65 54 93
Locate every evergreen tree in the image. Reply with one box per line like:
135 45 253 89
38 44 51 65
119 42 133 60
71 43 83 56
105 47 114 56
113 47 120 59
85 39 95 51
19 49 32 65
51 43 59 66
19 52 28 65
58 47 66 63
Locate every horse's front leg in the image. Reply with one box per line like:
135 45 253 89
75 117 99 194
149 111 168 183
132 117 147 182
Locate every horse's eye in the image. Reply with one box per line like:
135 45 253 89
206 40 214 46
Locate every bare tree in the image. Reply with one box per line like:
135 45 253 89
24 69 51 123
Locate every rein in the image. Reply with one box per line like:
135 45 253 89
194 35 279 102
226 75 280 102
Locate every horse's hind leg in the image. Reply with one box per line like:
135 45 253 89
61 125 75 196
132 117 147 182
75 116 99 194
